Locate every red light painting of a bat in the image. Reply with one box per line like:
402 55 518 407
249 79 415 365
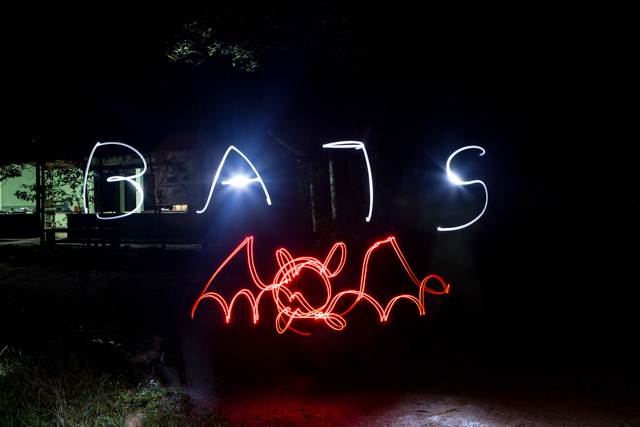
191 236 450 335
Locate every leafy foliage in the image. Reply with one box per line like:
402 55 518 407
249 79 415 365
166 0 364 76
168 22 260 72
0 164 25 188
13 161 93 211
0 345 234 426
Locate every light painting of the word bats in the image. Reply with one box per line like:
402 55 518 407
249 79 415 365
83 142 487 231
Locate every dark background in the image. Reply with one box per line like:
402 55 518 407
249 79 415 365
5 2 636 346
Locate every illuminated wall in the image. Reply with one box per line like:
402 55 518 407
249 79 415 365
0 164 94 228
0 165 36 211
152 150 194 209
0 164 97 229
82 145 196 216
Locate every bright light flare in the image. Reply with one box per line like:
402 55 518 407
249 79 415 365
322 141 374 222
197 146 271 214
82 142 147 220
221 176 261 187
438 145 488 232
191 236 449 335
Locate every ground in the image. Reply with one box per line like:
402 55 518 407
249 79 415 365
1 239 638 426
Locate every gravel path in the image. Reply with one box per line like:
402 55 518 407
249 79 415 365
1 242 638 426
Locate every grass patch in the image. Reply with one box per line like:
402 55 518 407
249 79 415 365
0 344 235 426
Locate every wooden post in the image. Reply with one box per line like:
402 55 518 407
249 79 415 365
36 162 45 247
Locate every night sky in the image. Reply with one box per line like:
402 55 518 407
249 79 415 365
6 2 636 335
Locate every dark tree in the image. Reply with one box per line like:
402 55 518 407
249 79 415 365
166 0 364 77
0 165 25 189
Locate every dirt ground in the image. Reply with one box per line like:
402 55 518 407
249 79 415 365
209 319 640 427
1 240 638 426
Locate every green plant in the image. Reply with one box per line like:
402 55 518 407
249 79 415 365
166 0 363 77
0 164 25 188
0 345 233 426
13 161 94 212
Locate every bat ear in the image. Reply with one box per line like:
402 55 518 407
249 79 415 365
275 248 295 281
323 241 346 278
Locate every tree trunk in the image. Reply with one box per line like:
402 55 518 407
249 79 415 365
328 154 337 236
